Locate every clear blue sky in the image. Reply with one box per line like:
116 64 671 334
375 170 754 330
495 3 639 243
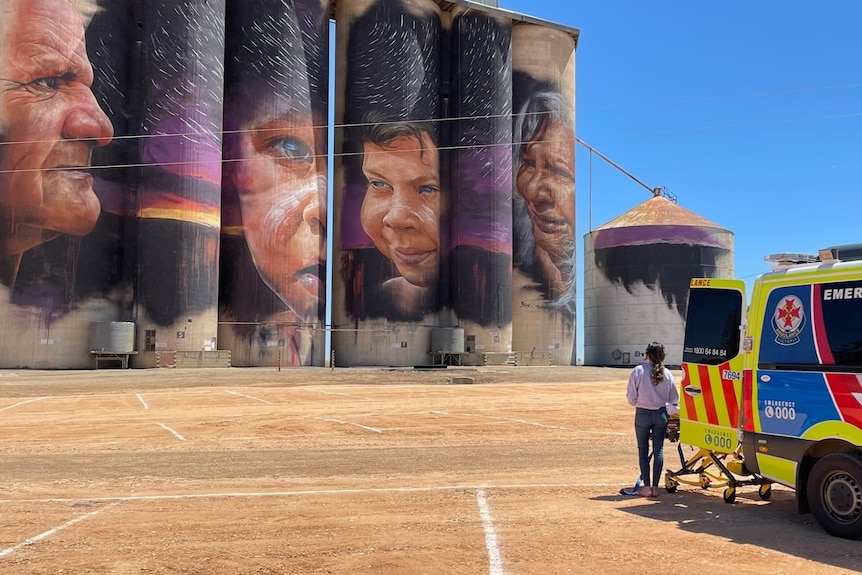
502 0 862 361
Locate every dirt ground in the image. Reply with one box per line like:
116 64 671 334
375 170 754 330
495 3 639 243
1 365 861 575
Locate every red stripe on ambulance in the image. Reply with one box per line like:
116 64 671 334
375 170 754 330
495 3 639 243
825 373 862 430
698 364 720 426
682 363 698 419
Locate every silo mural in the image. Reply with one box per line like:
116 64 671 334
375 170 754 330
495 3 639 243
132 0 226 357
0 0 128 368
0 0 579 369
332 0 444 366
449 8 514 357
218 0 328 367
511 24 577 365
583 193 734 367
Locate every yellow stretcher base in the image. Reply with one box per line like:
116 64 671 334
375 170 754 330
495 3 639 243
664 442 773 504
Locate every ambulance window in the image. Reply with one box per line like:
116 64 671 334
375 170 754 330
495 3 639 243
682 288 742 365
820 281 862 367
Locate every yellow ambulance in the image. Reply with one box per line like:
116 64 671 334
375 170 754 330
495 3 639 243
679 244 862 539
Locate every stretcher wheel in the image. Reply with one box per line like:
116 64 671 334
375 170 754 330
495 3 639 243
700 476 712 490
665 478 678 494
758 484 772 501
723 487 736 504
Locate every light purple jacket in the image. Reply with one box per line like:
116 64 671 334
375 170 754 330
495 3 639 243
626 362 680 410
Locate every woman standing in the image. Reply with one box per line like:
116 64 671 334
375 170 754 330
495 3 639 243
626 342 680 497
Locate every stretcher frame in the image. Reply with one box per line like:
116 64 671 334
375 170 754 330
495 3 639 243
664 418 773 503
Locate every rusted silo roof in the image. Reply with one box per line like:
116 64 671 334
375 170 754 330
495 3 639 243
596 195 723 230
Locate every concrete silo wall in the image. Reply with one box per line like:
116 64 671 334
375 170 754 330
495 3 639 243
217 0 328 367
511 24 577 365
449 8 514 357
131 1 226 359
0 0 228 368
583 225 734 367
332 0 444 366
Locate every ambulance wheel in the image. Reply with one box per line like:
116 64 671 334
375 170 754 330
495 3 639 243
758 484 772 501
723 487 736 504
807 453 862 540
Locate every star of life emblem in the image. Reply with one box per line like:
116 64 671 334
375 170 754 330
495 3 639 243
772 295 805 346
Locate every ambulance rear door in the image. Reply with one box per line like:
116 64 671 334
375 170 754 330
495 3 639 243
679 278 746 453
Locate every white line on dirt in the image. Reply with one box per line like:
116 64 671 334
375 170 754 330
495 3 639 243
503 418 568 430
226 390 274 404
315 417 382 433
300 390 375 401
0 502 118 558
457 413 626 435
476 488 505 575
157 423 186 441
136 394 149 410
460 413 567 430
1 482 617 505
0 397 46 413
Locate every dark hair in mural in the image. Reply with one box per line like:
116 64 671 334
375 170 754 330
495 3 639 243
221 0 326 134
594 243 728 319
449 12 513 327
341 0 443 322
360 120 439 156
342 0 440 129
512 71 576 316
219 0 328 333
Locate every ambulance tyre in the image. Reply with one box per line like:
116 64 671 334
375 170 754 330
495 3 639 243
723 487 736 504
807 452 862 540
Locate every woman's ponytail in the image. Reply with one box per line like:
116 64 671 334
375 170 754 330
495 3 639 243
646 341 667 385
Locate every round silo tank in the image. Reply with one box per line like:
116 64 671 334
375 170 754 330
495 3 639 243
583 193 733 367
510 23 577 366
132 0 226 357
331 0 443 367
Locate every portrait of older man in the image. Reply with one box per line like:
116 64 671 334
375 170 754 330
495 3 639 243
0 0 114 286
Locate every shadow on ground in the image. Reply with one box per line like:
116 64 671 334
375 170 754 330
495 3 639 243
595 487 861 571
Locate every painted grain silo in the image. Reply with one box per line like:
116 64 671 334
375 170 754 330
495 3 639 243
511 23 578 366
448 8 514 363
331 0 444 366
217 0 328 367
583 192 734 367
0 0 227 368
131 0 226 364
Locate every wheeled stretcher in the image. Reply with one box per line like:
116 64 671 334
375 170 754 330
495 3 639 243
664 415 772 503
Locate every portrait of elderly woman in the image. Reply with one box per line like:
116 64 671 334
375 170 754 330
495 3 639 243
219 0 328 366
512 83 576 315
